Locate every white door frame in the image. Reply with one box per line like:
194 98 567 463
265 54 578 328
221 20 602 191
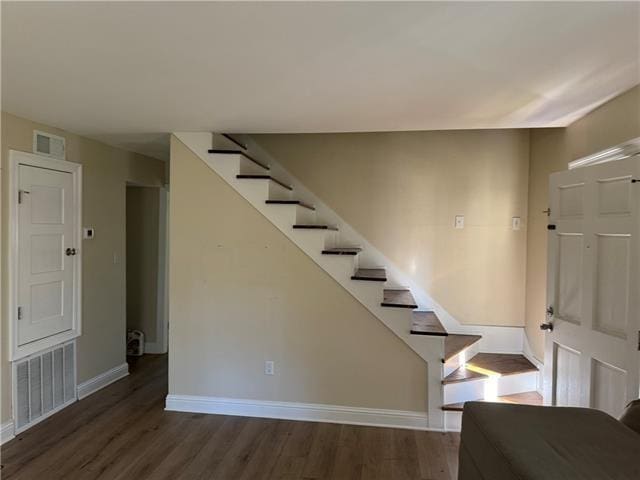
150 185 169 353
8 150 83 360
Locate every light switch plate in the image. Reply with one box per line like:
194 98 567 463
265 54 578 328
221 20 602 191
512 217 521 230
455 215 465 229
264 361 274 375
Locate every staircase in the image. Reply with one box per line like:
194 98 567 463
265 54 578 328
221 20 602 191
175 131 541 431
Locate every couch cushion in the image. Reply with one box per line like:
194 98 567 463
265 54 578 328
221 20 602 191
620 399 640 435
460 402 640 480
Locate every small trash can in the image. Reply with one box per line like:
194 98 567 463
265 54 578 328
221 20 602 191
127 330 145 356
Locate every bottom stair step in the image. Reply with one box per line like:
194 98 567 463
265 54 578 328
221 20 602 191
443 353 538 384
442 391 542 411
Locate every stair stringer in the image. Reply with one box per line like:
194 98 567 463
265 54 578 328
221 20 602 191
175 131 446 429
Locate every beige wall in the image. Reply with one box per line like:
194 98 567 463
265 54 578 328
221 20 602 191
168 136 428 412
1 112 165 423
126 186 160 343
254 130 531 328
525 85 640 360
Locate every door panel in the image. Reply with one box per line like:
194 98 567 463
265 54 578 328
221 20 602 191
597 176 632 215
593 234 630 338
18 165 75 346
544 156 639 413
556 233 584 324
553 343 581 407
591 359 626 417
30 234 65 274
558 183 584 217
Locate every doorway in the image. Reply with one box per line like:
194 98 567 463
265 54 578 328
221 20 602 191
125 184 168 356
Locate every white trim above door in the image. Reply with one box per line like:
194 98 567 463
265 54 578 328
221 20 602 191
8 150 83 361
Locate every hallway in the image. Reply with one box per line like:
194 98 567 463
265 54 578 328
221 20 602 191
1 355 460 479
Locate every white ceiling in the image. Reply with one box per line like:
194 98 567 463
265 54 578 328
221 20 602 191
2 1 639 161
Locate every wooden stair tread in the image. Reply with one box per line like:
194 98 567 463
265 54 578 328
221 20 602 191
381 289 417 309
443 353 538 384
321 247 362 255
351 268 387 281
410 311 448 336
444 334 482 362
265 200 314 210
293 224 338 231
236 175 292 191
209 149 269 170
442 391 542 411
443 367 487 384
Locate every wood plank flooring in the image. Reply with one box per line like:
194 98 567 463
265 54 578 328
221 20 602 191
1 354 460 480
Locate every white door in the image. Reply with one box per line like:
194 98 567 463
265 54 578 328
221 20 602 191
18 164 76 346
543 156 639 418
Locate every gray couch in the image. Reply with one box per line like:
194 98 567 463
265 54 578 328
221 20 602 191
459 402 640 480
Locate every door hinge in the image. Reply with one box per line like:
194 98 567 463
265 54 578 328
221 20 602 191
17 306 23 320
18 190 30 204
547 224 557 230
638 331 640 351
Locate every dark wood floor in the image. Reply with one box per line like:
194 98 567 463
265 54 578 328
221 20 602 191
1 354 460 480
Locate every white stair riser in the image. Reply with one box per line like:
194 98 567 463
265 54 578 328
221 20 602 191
239 157 269 176
295 205 317 224
443 342 480 377
347 281 384 306
263 203 299 229
324 230 339 249
443 371 538 405
444 411 462 432
211 136 245 151
267 181 292 201
317 254 358 280
290 229 333 253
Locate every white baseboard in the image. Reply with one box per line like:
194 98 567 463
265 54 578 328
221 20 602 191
144 342 166 354
77 363 129 400
523 334 544 395
1 421 15 445
166 395 431 431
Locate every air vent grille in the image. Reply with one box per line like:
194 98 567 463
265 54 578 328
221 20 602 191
14 341 76 431
33 130 66 160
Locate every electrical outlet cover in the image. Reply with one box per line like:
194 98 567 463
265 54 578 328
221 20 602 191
264 361 274 375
